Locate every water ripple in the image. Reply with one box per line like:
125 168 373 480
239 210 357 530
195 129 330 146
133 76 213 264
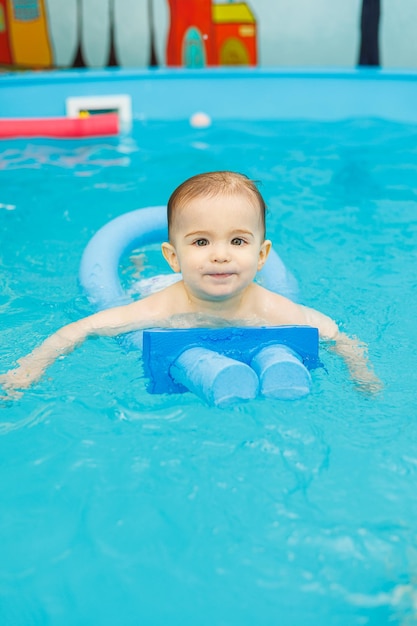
0 400 56 435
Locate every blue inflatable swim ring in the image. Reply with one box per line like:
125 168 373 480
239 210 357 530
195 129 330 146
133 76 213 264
79 206 319 406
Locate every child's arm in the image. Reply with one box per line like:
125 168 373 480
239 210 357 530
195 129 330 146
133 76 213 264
329 331 382 393
299 304 382 394
0 301 151 393
0 321 89 392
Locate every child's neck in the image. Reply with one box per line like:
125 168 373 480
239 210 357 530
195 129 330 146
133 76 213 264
182 283 254 319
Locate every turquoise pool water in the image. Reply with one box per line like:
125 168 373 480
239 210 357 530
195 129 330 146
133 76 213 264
1 118 417 625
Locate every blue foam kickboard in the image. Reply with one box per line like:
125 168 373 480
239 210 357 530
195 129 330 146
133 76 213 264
142 325 320 395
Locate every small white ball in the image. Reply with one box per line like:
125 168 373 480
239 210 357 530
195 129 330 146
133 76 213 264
190 112 212 128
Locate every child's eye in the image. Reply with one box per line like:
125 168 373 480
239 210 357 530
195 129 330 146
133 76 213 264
194 238 209 247
231 237 245 246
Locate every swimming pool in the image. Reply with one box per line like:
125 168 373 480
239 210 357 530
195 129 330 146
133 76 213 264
1 70 417 625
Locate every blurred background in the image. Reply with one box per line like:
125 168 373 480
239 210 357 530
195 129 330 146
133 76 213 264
0 0 415 72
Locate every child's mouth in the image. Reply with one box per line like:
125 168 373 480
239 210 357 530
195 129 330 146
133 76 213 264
208 273 233 279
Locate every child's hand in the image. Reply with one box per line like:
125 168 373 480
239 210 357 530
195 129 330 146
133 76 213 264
353 368 384 396
331 332 383 396
0 386 23 402
0 366 34 397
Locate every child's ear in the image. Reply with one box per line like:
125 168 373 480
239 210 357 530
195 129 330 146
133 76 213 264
257 239 272 270
161 242 181 273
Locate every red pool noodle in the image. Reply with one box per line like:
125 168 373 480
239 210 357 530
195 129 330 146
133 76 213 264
0 113 120 139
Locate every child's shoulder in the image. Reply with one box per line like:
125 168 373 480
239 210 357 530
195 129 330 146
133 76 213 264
253 283 297 307
248 283 301 321
133 279 186 316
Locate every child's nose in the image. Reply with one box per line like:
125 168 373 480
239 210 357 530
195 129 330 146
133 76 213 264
211 243 230 262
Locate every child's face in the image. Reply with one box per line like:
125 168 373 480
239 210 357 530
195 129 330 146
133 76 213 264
161 193 271 303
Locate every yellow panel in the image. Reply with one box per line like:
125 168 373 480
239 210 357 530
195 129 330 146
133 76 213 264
220 38 249 65
213 3 255 24
8 0 52 66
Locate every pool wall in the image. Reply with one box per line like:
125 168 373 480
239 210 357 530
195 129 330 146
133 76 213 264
1 68 417 123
